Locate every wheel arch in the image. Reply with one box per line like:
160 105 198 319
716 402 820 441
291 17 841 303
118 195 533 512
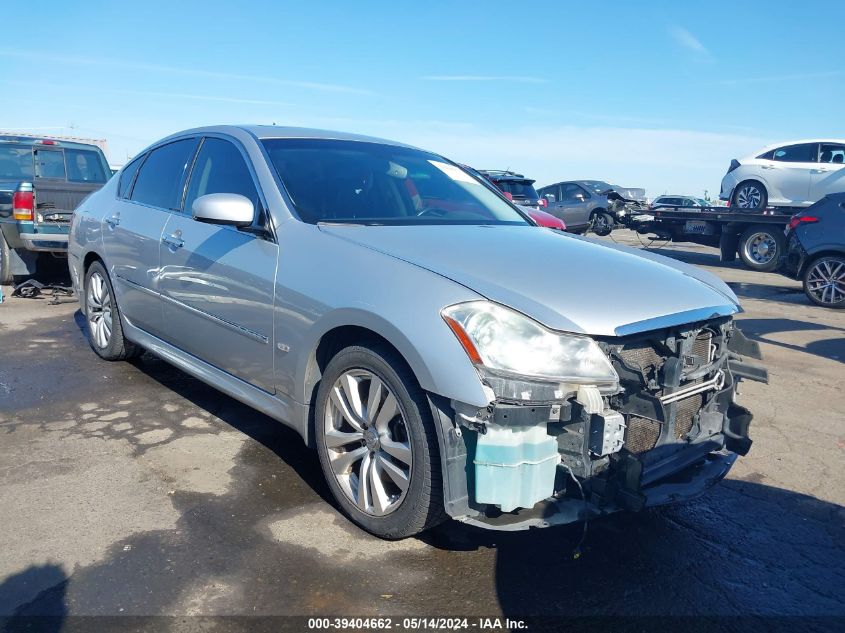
296 305 489 438
83 249 104 272
799 249 845 279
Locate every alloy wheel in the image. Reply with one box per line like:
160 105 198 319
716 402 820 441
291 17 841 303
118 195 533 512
743 232 777 265
593 214 610 233
86 271 113 349
736 185 762 209
806 258 845 306
323 369 412 516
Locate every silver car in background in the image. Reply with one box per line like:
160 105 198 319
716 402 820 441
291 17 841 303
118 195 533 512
68 125 766 539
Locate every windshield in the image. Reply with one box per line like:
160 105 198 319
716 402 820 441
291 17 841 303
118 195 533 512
496 180 539 199
262 139 529 226
581 180 614 194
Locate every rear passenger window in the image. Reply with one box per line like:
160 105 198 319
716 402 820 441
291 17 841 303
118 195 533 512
184 138 260 215
117 155 145 198
772 144 817 163
34 149 66 179
130 139 198 210
66 149 108 183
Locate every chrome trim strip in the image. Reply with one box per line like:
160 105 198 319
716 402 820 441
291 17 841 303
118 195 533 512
660 370 725 405
115 274 159 298
614 305 739 337
160 293 270 345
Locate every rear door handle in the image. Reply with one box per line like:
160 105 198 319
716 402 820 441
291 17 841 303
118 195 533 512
105 213 120 228
162 231 184 249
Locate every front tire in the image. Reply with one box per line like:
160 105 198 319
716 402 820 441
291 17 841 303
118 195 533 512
733 181 767 210
738 225 784 272
802 255 845 309
314 343 445 539
84 261 142 360
590 210 614 236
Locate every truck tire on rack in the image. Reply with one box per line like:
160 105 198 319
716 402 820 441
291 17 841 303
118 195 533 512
738 225 785 272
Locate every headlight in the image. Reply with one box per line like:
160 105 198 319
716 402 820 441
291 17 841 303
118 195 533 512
441 301 618 386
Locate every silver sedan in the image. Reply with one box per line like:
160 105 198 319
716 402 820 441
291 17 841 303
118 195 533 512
69 126 766 538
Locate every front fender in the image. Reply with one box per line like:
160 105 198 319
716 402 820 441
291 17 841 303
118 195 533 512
294 305 491 409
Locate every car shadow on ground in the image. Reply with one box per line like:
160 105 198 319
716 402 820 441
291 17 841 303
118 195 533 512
0 563 67 631
126 350 337 508
735 317 845 364
424 479 845 628
47 308 843 627
640 244 734 269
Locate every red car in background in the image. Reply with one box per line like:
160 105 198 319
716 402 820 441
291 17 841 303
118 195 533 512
524 207 566 230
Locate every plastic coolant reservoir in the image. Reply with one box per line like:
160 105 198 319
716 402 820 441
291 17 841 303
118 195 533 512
474 423 561 512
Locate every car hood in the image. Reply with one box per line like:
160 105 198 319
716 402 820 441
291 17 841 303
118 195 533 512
319 224 740 337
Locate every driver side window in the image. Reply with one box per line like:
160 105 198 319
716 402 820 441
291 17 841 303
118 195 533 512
184 138 261 218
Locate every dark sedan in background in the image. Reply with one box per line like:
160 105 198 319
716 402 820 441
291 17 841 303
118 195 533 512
781 192 845 308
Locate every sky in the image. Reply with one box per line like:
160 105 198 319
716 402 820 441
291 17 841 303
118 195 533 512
2 0 844 198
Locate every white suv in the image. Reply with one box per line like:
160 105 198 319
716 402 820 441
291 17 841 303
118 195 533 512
720 139 845 209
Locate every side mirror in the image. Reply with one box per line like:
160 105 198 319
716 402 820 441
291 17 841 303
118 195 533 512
574 193 586 202
192 193 254 227
544 194 556 203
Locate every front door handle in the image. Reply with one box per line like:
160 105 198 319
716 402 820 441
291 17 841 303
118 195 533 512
105 213 120 228
162 231 184 249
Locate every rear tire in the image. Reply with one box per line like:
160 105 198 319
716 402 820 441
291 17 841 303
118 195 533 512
738 225 784 272
314 343 445 539
590 210 614 236
84 261 142 360
802 255 845 309
733 181 767 210
0 232 13 286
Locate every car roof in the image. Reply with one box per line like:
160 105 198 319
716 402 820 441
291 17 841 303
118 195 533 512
748 139 845 156
0 135 104 151
163 124 418 149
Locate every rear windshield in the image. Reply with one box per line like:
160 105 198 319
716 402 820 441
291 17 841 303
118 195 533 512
0 145 34 179
0 145 109 183
496 180 539 199
262 139 530 226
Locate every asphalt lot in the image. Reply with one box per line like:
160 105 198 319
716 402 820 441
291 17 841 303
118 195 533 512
1 230 843 631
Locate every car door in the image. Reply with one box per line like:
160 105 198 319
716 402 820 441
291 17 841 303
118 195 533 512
158 136 277 393
766 143 818 204
810 143 845 201
559 183 592 228
103 138 199 338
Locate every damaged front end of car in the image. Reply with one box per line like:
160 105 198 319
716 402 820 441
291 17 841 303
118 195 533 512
433 303 767 531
